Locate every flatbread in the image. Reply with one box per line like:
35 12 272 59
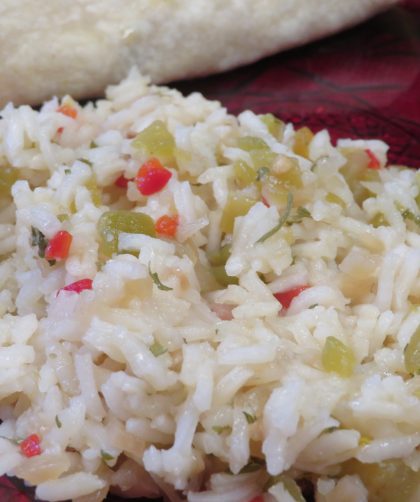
0 0 398 106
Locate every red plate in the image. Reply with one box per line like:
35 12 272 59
1 2 419 501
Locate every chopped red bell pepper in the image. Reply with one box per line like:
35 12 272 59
365 149 380 169
57 105 78 134
60 278 93 294
20 434 41 458
262 196 270 207
274 285 309 309
57 104 78 120
114 174 132 188
45 230 73 260
155 214 179 238
135 158 172 196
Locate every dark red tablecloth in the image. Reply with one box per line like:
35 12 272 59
1 2 419 502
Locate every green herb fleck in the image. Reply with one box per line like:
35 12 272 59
404 326 420 375
256 192 294 243
57 214 69 222
80 158 93 167
243 411 257 424
308 304 318 309
256 167 270 181
0 436 21 445
31 227 48 258
288 206 311 225
212 425 232 434
239 458 264 474
324 426 339 434
401 209 420 227
64 168 71 175
90 141 98 149
55 415 62 428
100 450 114 462
150 341 167 357
148 264 173 291
226 457 264 475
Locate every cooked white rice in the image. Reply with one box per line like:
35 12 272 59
0 68 419 502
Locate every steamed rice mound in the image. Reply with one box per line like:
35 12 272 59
0 69 419 502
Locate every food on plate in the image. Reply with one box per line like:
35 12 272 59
0 69 419 502
0 0 399 107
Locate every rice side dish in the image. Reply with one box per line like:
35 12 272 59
0 69 419 502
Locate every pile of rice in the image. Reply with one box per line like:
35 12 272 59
0 69 419 502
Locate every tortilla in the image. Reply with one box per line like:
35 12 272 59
0 0 398 106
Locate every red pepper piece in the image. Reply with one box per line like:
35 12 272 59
114 174 132 188
57 104 78 120
45 231 73 260
248 497 264 502
365 149 381 169
155 214 179 238
57 105 78 135
262 196 270 207
20 434 41 458
135 158 172 196
274 285 309 309
60 278 93 294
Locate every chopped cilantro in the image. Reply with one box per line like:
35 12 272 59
324 426 339 434
80 158 92 166
148 264 173 291
239 458 264 474
31 227 48 258
0 436 21 445
401 209 420 227
100 450 114 462
243 411 257 424
212 425 232 434
288 206 311 224
257 192 293 243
